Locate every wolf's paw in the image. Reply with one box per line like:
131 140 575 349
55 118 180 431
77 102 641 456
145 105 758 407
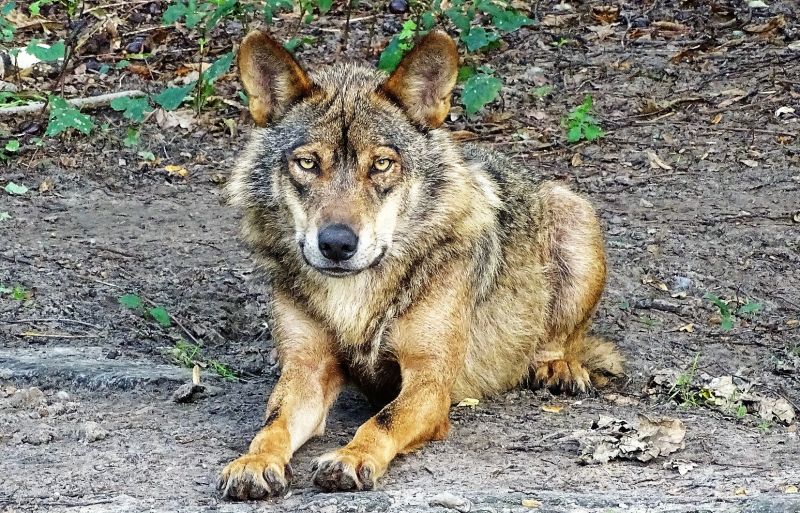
218 453 292 500
533 358 591 394
311 449 380 492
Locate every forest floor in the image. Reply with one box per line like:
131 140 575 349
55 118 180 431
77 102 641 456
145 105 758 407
1 1 800 512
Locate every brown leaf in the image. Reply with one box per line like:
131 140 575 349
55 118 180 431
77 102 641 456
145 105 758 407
710 113 723 124
38 177 53 193
651 21 689 32
590 5 619 24
542 404 564 414
587 24 616 41
743 15 786 34
164 164 189 178
647 150 673 170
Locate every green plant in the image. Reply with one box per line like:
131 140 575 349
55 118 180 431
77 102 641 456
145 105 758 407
1 284 29 300
704 293 762 331
118 293 173 327
46 96 94 136
172 340 238 381
563 96 604 143
757 419 772 433
4 181 28 195
377 0 532 116
669 353 701 408
735 404 747 418
0 1 16 41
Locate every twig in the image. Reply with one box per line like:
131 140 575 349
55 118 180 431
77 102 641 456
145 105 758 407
339 0 353 57
2 318 103 330
140 296 202 347
20 331 100 339
0 90 146 117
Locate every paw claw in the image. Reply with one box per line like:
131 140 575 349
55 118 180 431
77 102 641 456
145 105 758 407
312 451 380 492
219 453 290 501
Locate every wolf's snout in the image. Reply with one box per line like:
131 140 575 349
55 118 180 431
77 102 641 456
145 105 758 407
318 224 358 262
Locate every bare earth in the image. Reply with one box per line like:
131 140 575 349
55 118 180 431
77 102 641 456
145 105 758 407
2 1 800 512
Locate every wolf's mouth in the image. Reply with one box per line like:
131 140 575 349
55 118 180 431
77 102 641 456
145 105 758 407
302 246 387 278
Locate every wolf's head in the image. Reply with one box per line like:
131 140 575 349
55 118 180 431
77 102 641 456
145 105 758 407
227 30 461 278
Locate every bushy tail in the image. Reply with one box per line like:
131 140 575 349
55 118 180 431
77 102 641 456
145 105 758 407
577 335 625 388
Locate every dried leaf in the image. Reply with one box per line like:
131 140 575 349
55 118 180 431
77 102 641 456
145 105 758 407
542 404 564 414
678 323 695 333
457 397 479 408
758 398 796 425
590 5 619 24
786 485 798 494
587 24 616 41
775 106 796 118
710 113 723 124
740 159 759 168
651 21 689 32
743 15 785 34
522 499 542 508
155 108 194 130
647 150 673 170
164 164 188 178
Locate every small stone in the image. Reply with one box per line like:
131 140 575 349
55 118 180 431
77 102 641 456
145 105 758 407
21 427 55 445
672 275 693 291
388 0 408 14
55 391 70 401
10 387 46 409
430 492 472 512
171 383 204 403
614 175 633 186
76 421 109 442
106 348 120 359
639 198 654 208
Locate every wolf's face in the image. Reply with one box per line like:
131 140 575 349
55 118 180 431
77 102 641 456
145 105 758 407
232 31 459 278
268 67 425 277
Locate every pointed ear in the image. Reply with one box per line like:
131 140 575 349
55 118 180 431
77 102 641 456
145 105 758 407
382 30 459 128
238 30 314 126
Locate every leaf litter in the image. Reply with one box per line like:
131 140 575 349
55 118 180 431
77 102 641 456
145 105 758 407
574 414 686 465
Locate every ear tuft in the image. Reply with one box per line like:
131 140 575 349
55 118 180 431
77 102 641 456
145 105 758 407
382 30 459 128
238 30 313 126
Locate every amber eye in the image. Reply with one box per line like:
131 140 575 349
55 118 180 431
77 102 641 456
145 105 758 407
297 158 317 171
372 158 393 173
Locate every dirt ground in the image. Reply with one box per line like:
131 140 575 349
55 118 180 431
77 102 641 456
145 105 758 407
2 1 800 512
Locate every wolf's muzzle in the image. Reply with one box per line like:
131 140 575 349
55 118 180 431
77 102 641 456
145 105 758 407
318 223 358 262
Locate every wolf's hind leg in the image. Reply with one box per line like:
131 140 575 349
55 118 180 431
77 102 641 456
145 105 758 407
532 184 624 393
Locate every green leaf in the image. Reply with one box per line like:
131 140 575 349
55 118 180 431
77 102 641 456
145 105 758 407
26 39 65 62
737 302 762 315
203 52 234 83
531 85 554 98
11 284 27 300
4 181 28 195
138 150 156 161
162 1 187 25
378 36 407 72
46 96 94 136
721 316 734 331
461 26 498 52
115 59 130 69
148 306 172 327
205 0 237 30
489 9 532 32
315 0 333 14
421 11 436 30
444 5 473 32
153 82 195 111
29 0 55 16
263 0 293 23
110 96 153 122
566 125 582 143
98 64 110 74
1 1 15 15
0 211 10 222
118 294 142 309
4 139 19 152
583 124 604 141
457 65 476 84
461 73 502 116
123 127 140 147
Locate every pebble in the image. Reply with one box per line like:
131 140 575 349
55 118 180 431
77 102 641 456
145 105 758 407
171 383 204 403
76 421 109 442
430 492 472 512
55 391 70 402
10 387 45 409
672 275 693 291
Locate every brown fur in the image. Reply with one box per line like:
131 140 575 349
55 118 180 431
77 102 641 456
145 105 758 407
218 30 624 500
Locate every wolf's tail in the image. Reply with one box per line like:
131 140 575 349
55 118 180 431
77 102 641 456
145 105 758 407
576 335 625 387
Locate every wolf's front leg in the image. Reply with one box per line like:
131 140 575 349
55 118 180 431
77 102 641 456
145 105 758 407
312 281 467 491
219 294 344 500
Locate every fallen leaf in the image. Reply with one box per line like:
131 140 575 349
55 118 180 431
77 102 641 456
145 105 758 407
522 499 542 508
38 177 53 193
0 211 10 222
651 21 689 33
541 14 577 27
542 404 564 414
740 159 759 168
758 397 796 425
747 0 769 7
775 106 796 118
678 323 695 333
164 164 188 178
647 150 673 170
710 113 723 124
587 24 616 41
786 485 798 494
457 397 479 408
576 415 686 464
571 153 583 167
664 459 696 475
743 15 785 34
789 41 800 51
4 181 28 195
793 212 800 223
591 5 619 24
735 487 747 496
155 108 194 130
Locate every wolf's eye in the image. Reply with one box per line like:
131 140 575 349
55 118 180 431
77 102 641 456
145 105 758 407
372 158 393 173
297 158 317 171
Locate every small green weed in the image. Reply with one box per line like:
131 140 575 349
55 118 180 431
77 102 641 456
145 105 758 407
1 284 29 300
669 353 701 408
563 96 604 143
172 340 238 381
118 293 172 327
757 419 772 433
704 293 762 331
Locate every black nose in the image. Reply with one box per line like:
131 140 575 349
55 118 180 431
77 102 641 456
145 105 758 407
318 224 358 262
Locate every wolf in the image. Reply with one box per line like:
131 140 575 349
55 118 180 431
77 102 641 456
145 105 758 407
219 29 623 500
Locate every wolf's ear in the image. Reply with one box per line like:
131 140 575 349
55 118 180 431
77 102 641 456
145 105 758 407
238 30 314 126
382 30 459 128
